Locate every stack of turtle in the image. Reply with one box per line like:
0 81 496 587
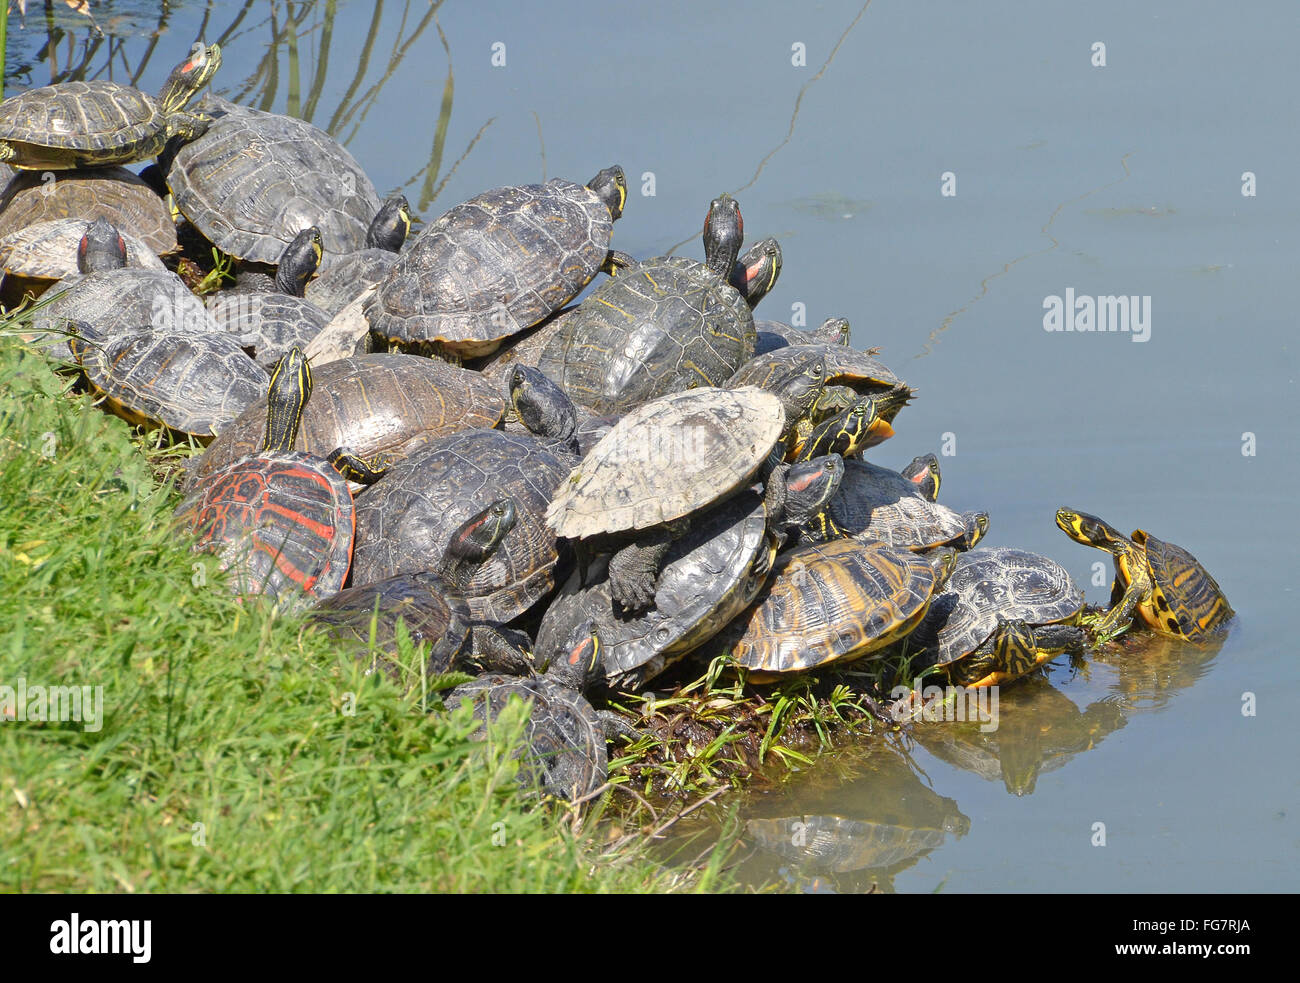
0 57 1235 805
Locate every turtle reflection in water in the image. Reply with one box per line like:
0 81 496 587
910 630 1228 795
742 742 968 893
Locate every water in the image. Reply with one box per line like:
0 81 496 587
5 0 1296 892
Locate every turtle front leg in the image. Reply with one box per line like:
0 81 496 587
166 110 214 144
0 143 15 163
608 522 685 612
1087 581 1143 643
597 710 641 745
463 624 535 677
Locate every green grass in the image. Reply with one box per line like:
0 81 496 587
0 340 726 892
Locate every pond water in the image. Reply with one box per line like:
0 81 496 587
5 0 1296 892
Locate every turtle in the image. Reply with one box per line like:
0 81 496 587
351 423 576 623
545 386 787 613
19 219 221 359
790 389 911 462
165 95 382 262
444 620 631 803
311 498 533 680
535 453 845 692
903 547 1087 688
472 233 783 389
814 455 989 552
207 226 330 369
174 347 382 612
1055 508 1233 642
184 352 505 491
0 44 221 168
304 196 411 317
0 165 176 255
706 540 956 679
364 166 626 358
752 315 852 356
70 324 267 437
1 216 164 300
536 193 766 414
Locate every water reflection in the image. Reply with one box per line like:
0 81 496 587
739 741 969 893
912 630 1228 796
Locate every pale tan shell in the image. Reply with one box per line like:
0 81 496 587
545 386 784 537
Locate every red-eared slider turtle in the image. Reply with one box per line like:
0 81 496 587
0 165 176 255
364 166 626 357
311 499 532 680
0 44 221 168
184 352 505 491
351 423 575 622
536 194 766 414
545 386 787 612
815 455 988 551
708 540 957 679
20 219 220 358
903 547 1086 688
791 389 911 461
304 196 410 317
207 226 330 368
1055 508 1233 642
175 347 380 611
753 315 852 355
536 454 845 691
165 95 382 262
445 621 629 803
70 324 266 437
1 216 164 299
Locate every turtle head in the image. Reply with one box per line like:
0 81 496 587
962 511 990 550
816 316 852 346
263 346 312 453
546 620 604 693
588 165 626 221
769 352 827 434
731 237 782 308
439 498 517 594
77 218 128 274
366 196 411 252
275 227 323 296
703 193 744 278
1056 508 1129 553
158 42 222 114
509 365 578 447
778 453 844 528
929 548 959 591
901 453 941 501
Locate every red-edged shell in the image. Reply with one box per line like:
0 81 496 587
175 451 354 611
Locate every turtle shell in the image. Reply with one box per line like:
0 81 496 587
751 317 852 355
352 429 571 622
207 291 330 369
304 248 401 318
907 548 1083 668
185 353 505 490
23 267 221 359
537 490 770 691
167 96 381 262
828 459 985 551
175 450 354 611
749 343 901 392
0 218 165 281
71 327 266 437
712 539 942 675
311 571 472 678
364 178 615 356
0 166 176 255
1133 530 1233 639
546 387 784 538
445 674 607 802
0 80 168 166
536 255 756 413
